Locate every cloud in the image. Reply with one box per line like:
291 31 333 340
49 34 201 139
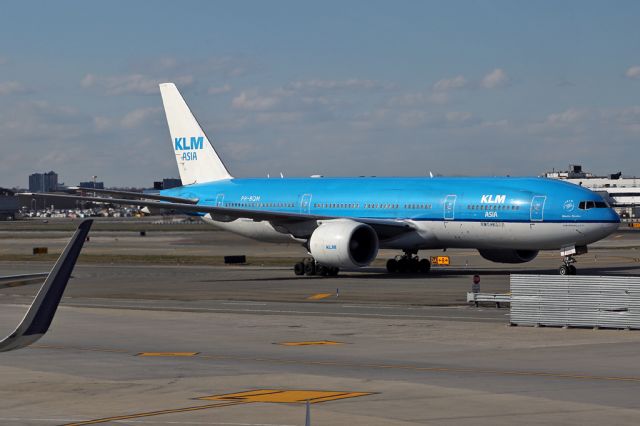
0 81 30 95
231 91 281 111
288 79 390 91
445 111 473 123
93 116 111 132
626 66 640 79
433 75 467 92
120 107 161 129
208 84 232 95
481 68 508 89
545 108 586 126
130 56 253 79
81 73 194 95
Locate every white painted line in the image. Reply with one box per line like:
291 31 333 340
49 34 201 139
61 303 500 321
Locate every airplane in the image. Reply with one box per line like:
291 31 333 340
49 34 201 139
26 83 620 276
0 220 92 352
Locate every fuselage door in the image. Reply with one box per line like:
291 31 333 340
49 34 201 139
444 195 456 220
300 194 312 214
215 193 224 207
530 195 546 222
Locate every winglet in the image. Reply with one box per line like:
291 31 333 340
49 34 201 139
0 219 93 352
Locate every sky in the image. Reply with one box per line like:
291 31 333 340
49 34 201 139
0 1 639 188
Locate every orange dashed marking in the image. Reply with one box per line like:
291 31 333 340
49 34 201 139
198 389 373 403
307 293 332 300
278 341 343 346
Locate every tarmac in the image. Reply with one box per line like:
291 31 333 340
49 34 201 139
2 218 640 425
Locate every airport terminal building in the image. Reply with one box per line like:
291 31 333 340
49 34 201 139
545 165 640 219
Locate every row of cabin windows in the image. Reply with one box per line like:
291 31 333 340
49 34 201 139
405 203 433 209
226 202 296 208
314 203 360 209
467 204 521 211
225 202 432 210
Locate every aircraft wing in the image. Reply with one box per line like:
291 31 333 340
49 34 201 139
22 192 414 238
0 220 92 352
68 186 198 204
0 273 49 288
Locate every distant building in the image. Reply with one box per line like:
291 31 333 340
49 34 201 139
0 188 18 220
28 171 58 193
79 181 105 189
152 178 182 190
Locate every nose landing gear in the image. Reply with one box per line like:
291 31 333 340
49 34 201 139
559 256 577 275
386 251 431 274
558 245 587 275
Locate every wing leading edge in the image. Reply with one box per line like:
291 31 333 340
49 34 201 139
0 220 93 352
22 192 413 238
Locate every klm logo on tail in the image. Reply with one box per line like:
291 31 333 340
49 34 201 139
175 136 203 161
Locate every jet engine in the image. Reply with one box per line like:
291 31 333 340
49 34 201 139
309 220 379 268
478 249 539 264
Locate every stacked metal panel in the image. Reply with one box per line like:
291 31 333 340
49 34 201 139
510 274 640 329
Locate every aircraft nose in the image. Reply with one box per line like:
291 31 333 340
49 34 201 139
608 208 621 224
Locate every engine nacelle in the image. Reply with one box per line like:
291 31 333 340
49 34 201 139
478 249 539 264
309 220 379 268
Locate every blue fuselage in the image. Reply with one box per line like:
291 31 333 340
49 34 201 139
162 176 619 225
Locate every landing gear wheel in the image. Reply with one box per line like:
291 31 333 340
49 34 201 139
409 258 420 273
397 257 409 273
317 265 329 276
559 265 570 275
569 265 577 275
328 267 339 277
304 261 316 276
294 262 305 276
418 259 431 274
387 252 431 275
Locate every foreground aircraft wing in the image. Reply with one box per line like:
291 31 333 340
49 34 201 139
0 273 49 288
22 192 413 238
0 220 92 352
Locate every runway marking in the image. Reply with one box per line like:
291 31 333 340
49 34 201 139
32 344 129 353
307 293 332 300
63 401 248 426
64 389 371 425
198 389 373 403
137 352 200 357
277 341 343 346
60 302 502 321
30 343 640 383
196 353 640 383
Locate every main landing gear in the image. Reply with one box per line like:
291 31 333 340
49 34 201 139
386 251 431 274
294 258 339 277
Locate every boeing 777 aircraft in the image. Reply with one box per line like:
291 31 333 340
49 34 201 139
30 83 620 276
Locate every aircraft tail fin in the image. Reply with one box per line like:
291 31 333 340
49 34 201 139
159 83 232 185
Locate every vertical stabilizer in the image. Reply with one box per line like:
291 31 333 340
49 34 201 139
159 83 232 185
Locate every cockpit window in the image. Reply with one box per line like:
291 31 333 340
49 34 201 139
579 201 609 210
